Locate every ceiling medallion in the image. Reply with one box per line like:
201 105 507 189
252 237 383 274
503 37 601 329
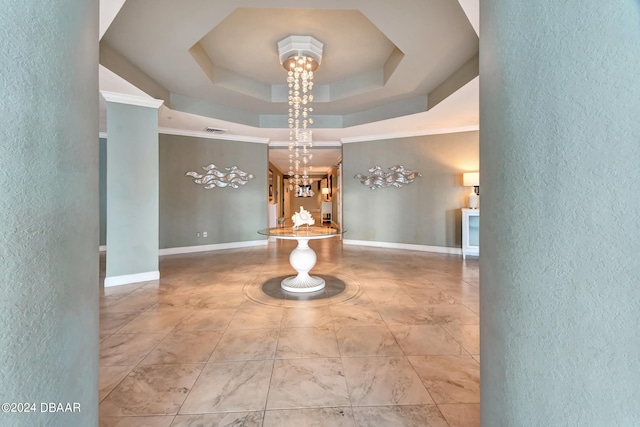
277 36 324 198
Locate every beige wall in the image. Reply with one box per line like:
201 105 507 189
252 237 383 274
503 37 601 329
291 179 322 219
328 166 340 227
268 162 284 218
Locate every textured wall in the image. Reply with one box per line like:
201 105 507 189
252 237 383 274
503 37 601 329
159 134 267 248
105 103 159 278
0 1 99 426
342 132 478 247
480 1 640 425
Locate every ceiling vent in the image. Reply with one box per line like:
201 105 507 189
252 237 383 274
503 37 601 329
203 127 228 134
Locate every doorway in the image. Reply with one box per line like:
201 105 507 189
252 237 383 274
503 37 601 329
268 145 342 228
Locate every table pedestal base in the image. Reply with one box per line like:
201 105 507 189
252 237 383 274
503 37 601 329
281 274 325 293
281 237 325 293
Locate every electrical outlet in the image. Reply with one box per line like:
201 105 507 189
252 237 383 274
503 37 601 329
203 231 208 237
196 232 201 238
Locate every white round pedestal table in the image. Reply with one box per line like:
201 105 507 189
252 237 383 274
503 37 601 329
258 226 344 293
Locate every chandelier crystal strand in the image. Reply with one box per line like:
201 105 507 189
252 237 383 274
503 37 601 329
285 55 316 196
298 57 308 195
278 36 322 197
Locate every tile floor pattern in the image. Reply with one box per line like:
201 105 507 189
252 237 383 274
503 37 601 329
99 239 480 427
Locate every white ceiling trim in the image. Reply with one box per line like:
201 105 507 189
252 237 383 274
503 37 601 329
100 127 271 144
158 127 270 144
340 124 479 144
269 140 342 148
100 91 165 109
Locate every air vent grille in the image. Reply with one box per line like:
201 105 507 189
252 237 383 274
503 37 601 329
204 127 228 134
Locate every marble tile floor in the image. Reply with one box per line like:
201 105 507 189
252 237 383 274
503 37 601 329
99 239 480 427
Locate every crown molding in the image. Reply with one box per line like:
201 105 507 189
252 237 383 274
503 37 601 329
268 140 342 148
340 124 479 144
100 91 165 109
97 127 270 143
158 127 269 144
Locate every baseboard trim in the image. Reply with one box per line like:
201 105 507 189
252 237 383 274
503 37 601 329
104 270 160 287
158 240 268 256
343 239 462 255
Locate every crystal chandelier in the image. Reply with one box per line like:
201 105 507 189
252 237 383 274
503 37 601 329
278 36 323 197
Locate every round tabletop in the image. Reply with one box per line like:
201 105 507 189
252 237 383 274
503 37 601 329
258 226 345 240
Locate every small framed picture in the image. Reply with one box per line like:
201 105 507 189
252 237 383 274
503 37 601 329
268 169 273 201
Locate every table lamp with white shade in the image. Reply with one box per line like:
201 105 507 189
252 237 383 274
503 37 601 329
322 187 330 201
463 172 480 209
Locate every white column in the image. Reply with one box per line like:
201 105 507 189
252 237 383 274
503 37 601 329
101 92 164 286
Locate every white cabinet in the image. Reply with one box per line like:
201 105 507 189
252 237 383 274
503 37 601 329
268 204 278 242
321 202 332 224
462 208 479 259
268 203 277 228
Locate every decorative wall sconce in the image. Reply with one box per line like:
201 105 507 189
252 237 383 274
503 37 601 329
463 172 480 208
185 164 254 189
354 165 422 189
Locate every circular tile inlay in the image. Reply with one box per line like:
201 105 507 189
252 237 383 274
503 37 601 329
243 275 362 307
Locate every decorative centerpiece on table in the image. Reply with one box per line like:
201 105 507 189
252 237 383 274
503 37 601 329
291 207 315 230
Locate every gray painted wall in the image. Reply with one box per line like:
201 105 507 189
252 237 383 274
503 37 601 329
343 132 478 247
480 1 640 425
105 102 159 278
159 134 268 248
0 1 99 426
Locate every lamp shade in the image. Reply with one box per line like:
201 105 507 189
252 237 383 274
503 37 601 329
463 172 479 187
322 188 330 195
